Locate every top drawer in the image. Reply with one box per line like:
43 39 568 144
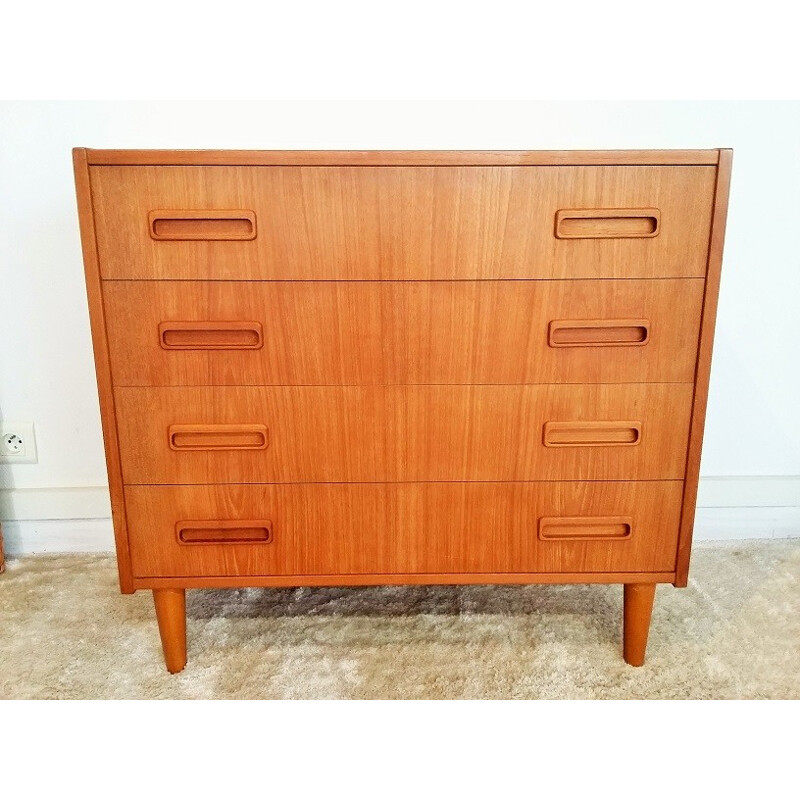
89 166 716 280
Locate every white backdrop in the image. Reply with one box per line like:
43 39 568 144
1 101 798 549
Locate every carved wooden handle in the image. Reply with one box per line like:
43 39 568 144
176 520 273 545
555 208 660 239
149 210 256 240
549 319 650 347
538 517 632 541
159 321 263 350
543 421 642 447
168 424 269 451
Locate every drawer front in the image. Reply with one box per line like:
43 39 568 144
124 481 683 577
104 279 704 386
115 384 693 483
90 165 715 280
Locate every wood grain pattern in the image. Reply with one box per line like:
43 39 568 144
675 149 733 587
125 481 684 578
86 149 721 166
103 279 705 386
115 383 693 484
72 148 134 594
90 166 716 280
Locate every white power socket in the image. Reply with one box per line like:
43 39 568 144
0 422 37 463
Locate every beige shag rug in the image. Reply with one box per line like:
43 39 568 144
1 539 798 699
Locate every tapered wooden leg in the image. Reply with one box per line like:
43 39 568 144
623 583 657 667
153 588 187 673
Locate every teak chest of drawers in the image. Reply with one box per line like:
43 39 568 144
73 148 731 672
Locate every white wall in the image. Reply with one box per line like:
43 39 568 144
1 101 798 551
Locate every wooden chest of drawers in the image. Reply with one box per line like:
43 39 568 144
74 148 731 672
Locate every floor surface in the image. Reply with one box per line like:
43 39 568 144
1 539 798 699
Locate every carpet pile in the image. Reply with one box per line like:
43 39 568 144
1 539 798 699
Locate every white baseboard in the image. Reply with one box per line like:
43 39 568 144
1 478 799 555
2 518 115 555
693 506 800 541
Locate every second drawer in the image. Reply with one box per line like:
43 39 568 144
115 384 693 483
103 279 704 386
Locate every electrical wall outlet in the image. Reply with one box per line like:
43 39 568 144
0 422 37 463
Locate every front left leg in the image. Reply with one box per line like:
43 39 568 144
153 588 187 673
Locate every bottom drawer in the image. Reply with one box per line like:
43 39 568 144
125 482 682 578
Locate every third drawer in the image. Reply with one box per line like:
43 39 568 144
115 383 693 483
103 279 705 386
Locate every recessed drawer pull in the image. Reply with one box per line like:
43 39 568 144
549 319 650 347
169 424 269 451
543 421 642 447
149 210 256 240
555 208 660 239
176 520 273 545
538 516 632 541
159 321 263 350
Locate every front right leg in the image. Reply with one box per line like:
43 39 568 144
623 583 657 667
